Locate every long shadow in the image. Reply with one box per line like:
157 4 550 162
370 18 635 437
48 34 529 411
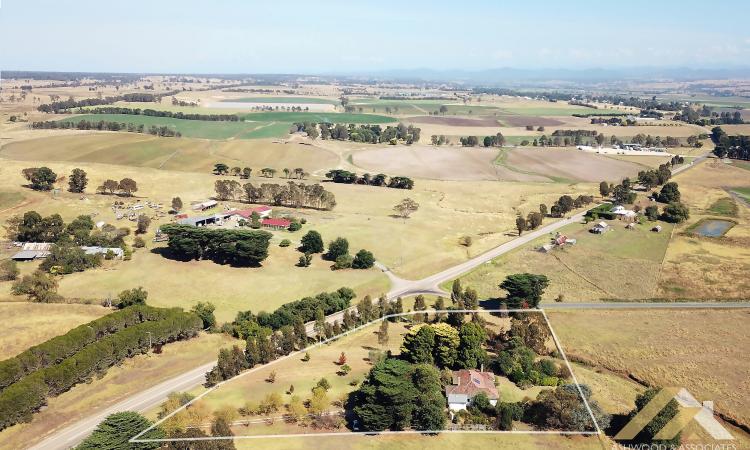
149 246 262 268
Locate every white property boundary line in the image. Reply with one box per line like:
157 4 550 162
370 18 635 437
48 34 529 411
130 309 603 443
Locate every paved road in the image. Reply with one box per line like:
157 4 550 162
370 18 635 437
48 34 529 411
39 152 723 449
544 301 750 310
28 362 216 450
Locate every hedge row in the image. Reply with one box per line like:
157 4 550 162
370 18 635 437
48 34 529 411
0 305 179 391
0 309 201 430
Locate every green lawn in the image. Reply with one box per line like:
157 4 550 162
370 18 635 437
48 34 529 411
242 111 396 124
730 160 750 172
707 197 739 217
224 97 338 105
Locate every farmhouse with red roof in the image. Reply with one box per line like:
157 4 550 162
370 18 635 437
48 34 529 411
445 369 499 411
230 206 272 219
261 218 291 230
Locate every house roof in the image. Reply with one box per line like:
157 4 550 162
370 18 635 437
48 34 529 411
12 250 46 260
22 242 53 251
262 218 291 227
230 206 272 219
81 246 124 256
445 370 499 401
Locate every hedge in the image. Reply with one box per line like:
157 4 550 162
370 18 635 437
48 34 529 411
0 305 179 391
0 309 201 430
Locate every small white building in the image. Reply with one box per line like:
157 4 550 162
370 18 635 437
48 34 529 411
81 246 125 259
192 200 218 211
590 221 609 234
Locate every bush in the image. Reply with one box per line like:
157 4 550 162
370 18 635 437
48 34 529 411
11 271 61 303
279 239 291 247
661 202 690 223
288 222 302 232
0 260 19 281
133 236 146 248
116 287 148 308
351 249 375 269
332 254 353 270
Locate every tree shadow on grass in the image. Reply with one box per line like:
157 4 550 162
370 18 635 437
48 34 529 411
149 246 263 268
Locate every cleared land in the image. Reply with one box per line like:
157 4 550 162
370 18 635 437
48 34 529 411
448 218 674 302
0 134 340 175
501 148 647 182
224 97 339 105
0 303 108 359
547 309 750 431
658 161 750 299
243 111 395 124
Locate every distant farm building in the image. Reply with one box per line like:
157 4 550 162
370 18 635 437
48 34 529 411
611 205 637 220
81 246 124 259
538 233 576 253
11 242 53 261
192 200 218 211
652 225 663 233
590 221 609 234
177 212 232 227
445 369 499 411
261 218 291 230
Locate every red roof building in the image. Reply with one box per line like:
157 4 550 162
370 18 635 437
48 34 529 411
231 206 272 219
261 218 291 229
445 370 499 411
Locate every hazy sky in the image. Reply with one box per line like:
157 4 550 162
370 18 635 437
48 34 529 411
2 0 750 73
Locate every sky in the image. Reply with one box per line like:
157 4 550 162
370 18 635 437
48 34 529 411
2 0 750 74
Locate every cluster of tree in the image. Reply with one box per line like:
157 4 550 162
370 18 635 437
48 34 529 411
213 163 308 180
20 167 57 191
96 177 139 196
547 194 592 218
84 107 240 121
0 306 201 430
456 133 506 147
7 211 128 248
324 169 414 190
711 126 750 161
304 122 421 145
352 358 446 431
159 224 272 266
524 384 610 432
32 119 181 137
401 321 487 371
36 91 179 113
205 287 356 385
673 106 743 126
635 164 672 190
214 180 337 210
600 178 638 205
629 133 681 148
615 387 682 448
589 116 636 126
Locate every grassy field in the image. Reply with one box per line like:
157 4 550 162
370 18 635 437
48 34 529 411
734 187 750 202
446 218 674 302
0 191 24 211
658 161 750 299
60 114 266 139
730 160 750 172
0 332 239 449
547 309 750 431
0 303 109 359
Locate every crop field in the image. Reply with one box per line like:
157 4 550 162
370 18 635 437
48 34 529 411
0 133 340 174
502 148 646 182
658 161 750 299
0 303 108 359
0 332 239 449
547 309 750 431
60 114 266 139
448 218 674 302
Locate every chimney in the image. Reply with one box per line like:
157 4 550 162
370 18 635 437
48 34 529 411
480 363 484 373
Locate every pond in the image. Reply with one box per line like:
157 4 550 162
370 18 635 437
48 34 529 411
693 219 735 237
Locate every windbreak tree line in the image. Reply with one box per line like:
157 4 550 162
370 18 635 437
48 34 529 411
36 91 179 113
0 306 201 430
32 119 181 137
325 169 414 190
214 179 337 210
84 106 240 121
160 224 272 266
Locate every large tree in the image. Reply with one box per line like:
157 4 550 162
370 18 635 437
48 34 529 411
326 237 349 261
300 230 324 253
77 411 164 450
457 322 487 369
393 198 419 219
499 273 550 308
68 168 88 193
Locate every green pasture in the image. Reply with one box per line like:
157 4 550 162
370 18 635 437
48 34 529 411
223 96 338 105
242 111 396 124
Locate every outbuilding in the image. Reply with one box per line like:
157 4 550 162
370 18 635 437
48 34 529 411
261 218 291 230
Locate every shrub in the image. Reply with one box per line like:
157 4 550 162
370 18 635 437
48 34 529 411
116 287 148 308
0 260 19 281
133 236 146 248
351 249 375 269
333 254 353 270
288 222 302 232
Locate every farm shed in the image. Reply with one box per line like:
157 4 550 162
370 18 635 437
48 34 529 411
192 200 218 211
261 218 291 230
81 246 124 259
11 242 53 261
